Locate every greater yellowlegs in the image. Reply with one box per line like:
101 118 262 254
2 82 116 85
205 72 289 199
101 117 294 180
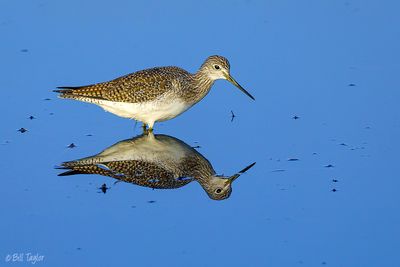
54 55 254 130
57 132 256 200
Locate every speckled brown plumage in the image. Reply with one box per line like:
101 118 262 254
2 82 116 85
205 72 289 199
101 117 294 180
57 133 254 200
56 67 194 103
59 135 215 190
60 160 193 189
54 55 254 129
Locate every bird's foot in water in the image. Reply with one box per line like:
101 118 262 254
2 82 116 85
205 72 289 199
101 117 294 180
142 126 153 135
144 128 153 135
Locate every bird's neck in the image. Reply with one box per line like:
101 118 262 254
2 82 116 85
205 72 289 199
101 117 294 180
181 155 215 182
187 69 215 103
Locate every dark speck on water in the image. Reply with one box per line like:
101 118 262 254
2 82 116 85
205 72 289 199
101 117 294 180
348 83 356 86
98 183 109 194
18 128 27 133
332 189 337 192
147 200 156 204
230 110 236 122
325 164 334 168
288 158 299 161
340 143 347 146
43 98 51 101
332 179 338 182
20 49 29 52
67 143 76 149
28 116 35 120
292 115 300 120
272 169 286 172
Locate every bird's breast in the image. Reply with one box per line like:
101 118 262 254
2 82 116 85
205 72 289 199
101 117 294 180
97 97 191 123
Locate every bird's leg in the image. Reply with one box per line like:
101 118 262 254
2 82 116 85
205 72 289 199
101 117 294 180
142 123 154 135
147 121 155 133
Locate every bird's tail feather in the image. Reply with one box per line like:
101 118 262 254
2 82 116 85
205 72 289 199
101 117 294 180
53 86 81 93
56 164 113 177
57 169 87 176
53 86 104 100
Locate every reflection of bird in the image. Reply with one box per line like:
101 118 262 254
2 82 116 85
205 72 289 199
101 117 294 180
54 55 254 131
57 133 255 200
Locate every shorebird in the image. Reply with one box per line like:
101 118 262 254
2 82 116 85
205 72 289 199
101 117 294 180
54 55 254 130
57 132 256 200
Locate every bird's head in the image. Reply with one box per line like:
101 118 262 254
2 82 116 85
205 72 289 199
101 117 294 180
203 175 235 200
201 162 256 200
200 55 255 100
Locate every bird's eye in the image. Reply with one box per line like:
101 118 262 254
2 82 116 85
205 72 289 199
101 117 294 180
215 188 222 194
214 65 220 70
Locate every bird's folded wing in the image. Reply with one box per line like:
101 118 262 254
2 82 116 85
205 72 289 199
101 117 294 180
55 67 186 103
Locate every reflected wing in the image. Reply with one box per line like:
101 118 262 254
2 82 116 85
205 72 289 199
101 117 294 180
58 160 193 189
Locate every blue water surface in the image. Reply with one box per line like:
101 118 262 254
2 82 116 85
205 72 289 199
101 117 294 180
1 0 399 266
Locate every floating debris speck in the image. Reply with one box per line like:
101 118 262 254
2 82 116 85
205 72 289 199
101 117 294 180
230 110 236 122
18 128 27 133
67 143 76 149
98 183 110 194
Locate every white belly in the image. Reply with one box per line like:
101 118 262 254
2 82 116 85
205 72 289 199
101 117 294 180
97 99 190 126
